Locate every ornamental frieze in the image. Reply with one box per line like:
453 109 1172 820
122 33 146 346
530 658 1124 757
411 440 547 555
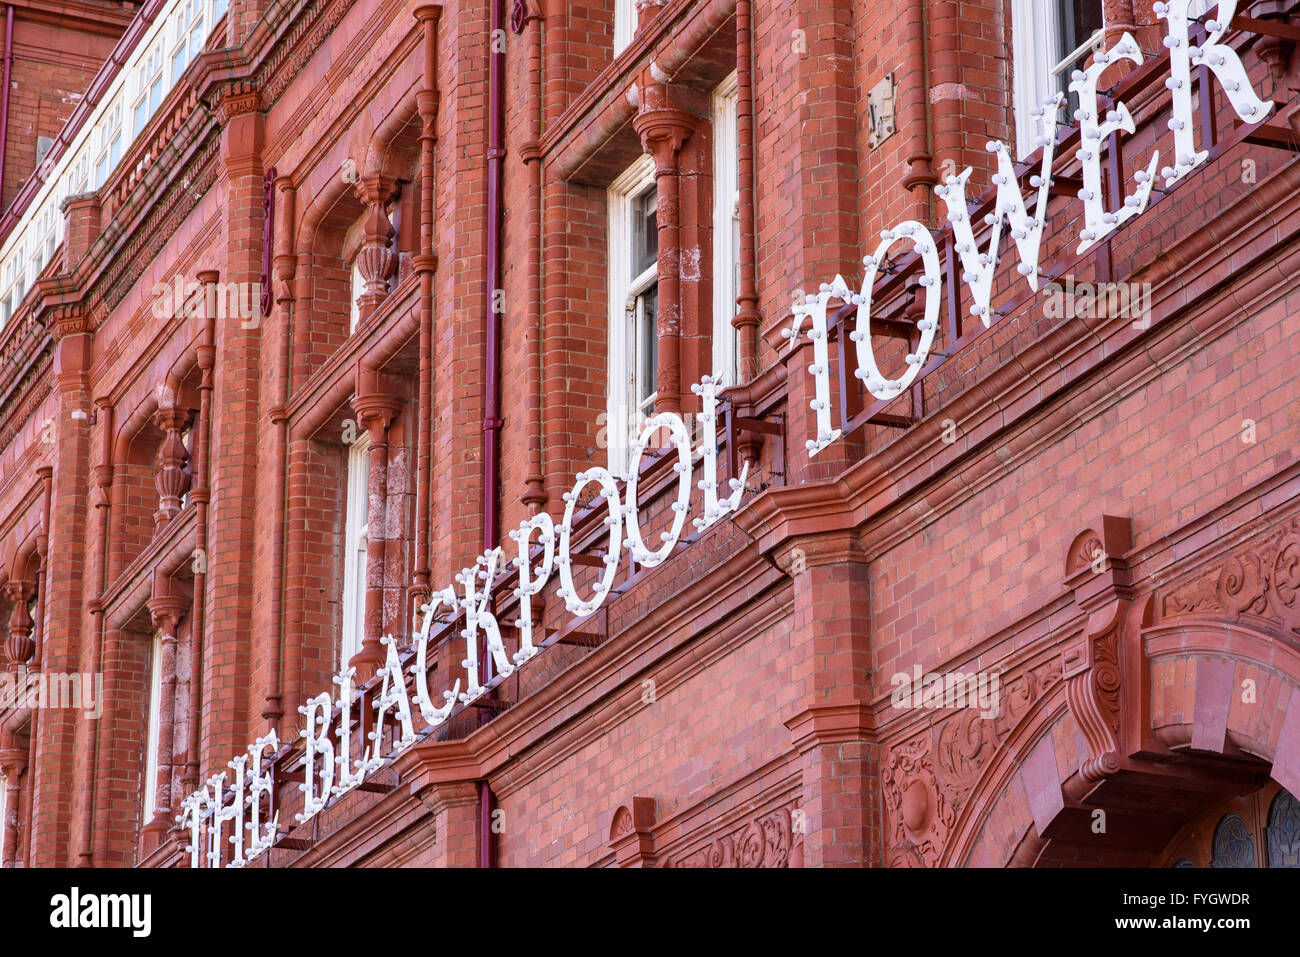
1161 518 1300 636
99 140 220 314
884 736 954 868
666 806 800 868
257 0 357 109
884 654 1064 866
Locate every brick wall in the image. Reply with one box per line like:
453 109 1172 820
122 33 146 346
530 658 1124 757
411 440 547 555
0 0 1297 869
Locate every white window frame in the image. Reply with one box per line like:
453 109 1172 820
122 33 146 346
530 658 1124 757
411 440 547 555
0 241 24 324
614 0 638 56
349 259 365 333
1010 0 1105 158
341 432 371 668
712 72 739 388
133 42 165 138
142 630 164 824
170 0 207 85
92 103 122 191
607 154 659 477
0 0 229 335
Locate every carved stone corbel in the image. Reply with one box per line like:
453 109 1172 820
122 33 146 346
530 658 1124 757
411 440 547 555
1061 516 1133 787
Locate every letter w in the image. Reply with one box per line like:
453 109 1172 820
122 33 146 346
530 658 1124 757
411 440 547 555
935 93 1063 326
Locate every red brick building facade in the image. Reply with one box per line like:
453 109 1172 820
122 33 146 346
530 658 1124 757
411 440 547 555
0 0 1299 868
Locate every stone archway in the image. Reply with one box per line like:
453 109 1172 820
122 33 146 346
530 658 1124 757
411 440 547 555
940 615 1300 866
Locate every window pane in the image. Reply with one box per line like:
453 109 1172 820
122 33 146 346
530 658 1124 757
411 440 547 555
633 186 658 275
1058 0 1103 54
172 47 187 83
1055 0 1104 80
142 633 164 822
150 78 163 112
134 100 148 136
637 286 657 408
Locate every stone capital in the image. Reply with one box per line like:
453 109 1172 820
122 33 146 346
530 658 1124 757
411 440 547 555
147 593 189 635
633 103 696 170
353 174 400 210
0 748 26 781
351 394 403 435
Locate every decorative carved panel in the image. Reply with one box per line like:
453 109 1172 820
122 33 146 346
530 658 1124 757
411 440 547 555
884 736 954 868
1162 519 1300 637
666 806 800 868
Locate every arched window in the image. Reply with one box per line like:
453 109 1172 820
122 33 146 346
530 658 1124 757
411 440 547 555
1267 789 1300 868
1161 784 1300 868
1210 812 1254 868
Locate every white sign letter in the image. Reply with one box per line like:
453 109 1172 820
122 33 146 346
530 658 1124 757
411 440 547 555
1156 0 1272 187
935 94 1063 323
1071 34 1159 252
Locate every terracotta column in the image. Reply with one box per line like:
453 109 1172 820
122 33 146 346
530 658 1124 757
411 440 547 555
395 744 485 867
634 83 696 416
0 747 25 867
144 593 187 841
207 81 264 756
350 389 402 682
779 534 879 867
35 309 94 866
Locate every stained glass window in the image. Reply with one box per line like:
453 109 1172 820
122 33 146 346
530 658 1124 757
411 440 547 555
1210 812 1255 868
1267 789 1300 868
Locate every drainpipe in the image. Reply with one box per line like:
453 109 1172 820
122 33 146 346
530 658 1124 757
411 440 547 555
733 0 760 383
186 271 218 790
33 465 50 671
483 0 505 554
520 1 544 513
77 398 113 867
412 5 440 604
901 0 935 223
477 0 508 869
0 6 13 213
265 173 295 730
